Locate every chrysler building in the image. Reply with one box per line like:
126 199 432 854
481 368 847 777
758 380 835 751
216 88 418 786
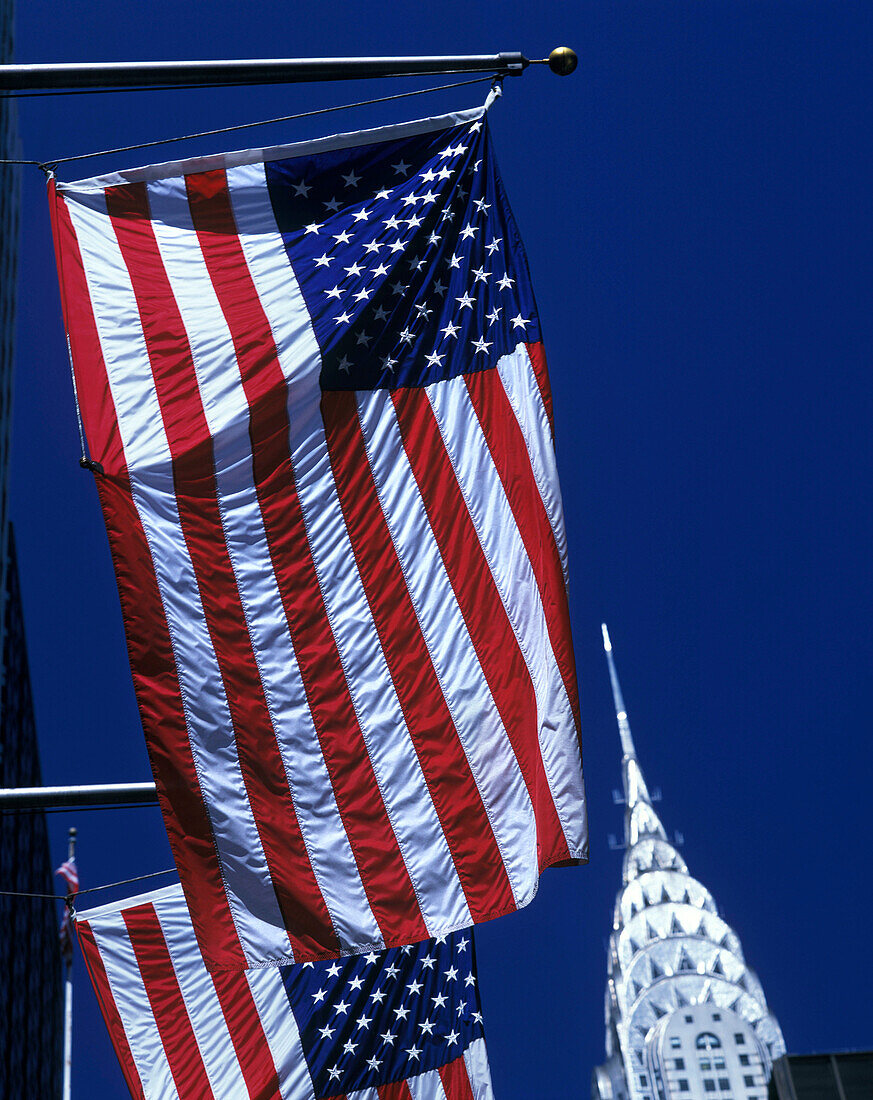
592 626 785 1100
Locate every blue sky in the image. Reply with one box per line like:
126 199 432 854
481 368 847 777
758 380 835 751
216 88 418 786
8 2 873 1095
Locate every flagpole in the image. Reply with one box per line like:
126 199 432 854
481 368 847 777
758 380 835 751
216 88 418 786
62 826 76 1100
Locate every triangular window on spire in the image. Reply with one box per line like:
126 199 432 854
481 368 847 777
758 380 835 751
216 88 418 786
628 937 641 955
676 990 689 1007
681 889 692 905
650 958 664 980
711 955 725 977
736 972 748 992
645 921 657 942
652 1002 667 1019
677 948 694 972
670 915 684 935
650 849 661 870
660 884 671 905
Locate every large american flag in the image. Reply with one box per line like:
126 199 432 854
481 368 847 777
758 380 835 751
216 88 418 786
50 104 587 971
76 884 495 1100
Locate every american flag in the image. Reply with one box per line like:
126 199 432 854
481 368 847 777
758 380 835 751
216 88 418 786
76 884 495 1100
49 104 587 971
55 856 79 964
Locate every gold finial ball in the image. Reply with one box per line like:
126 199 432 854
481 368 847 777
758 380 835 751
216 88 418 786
549 47 578 76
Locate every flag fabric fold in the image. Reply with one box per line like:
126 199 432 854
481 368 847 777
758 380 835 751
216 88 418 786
76 884 496 1100
50 102 587 971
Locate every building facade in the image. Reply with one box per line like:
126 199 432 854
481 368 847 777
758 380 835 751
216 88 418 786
768 1052 873 1100
0 2 64 1093
593 627 785 1100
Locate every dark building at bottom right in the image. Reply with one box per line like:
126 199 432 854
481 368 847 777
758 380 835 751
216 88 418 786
768 1052 873 1100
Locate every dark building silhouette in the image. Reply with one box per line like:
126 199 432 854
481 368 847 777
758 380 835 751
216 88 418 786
768 1052 873 1100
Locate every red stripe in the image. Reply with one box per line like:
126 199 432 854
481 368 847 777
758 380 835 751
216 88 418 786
525 341 554 436
50 188 245 970
105 181 337 961
210 971 282 1100
184 169 427 948
391 385 571 870
377 1081 415 1100
322 390 516 922
438 1055 476 1100
464 361 581 730
122 903 214 1098
77 920 146 1100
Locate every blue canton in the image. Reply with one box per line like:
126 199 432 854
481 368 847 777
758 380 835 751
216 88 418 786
265 116 542 391
282 930 485 1096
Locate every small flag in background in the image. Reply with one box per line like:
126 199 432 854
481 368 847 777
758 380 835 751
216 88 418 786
76 884 496 1100
50 101 588 971
55 856 79 965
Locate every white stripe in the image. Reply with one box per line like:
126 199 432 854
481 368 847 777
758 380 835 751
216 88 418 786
147 176 381 957
346 1088 382 1100
356 388 537 906
497 344 569 580
406 1066 449 1100
246 968 315 1100
426 373 586 854
463 1037 496 1100
62 105 487 191
88 914 179 1099
152 894 250 1096
65 190 280 963
227 163 470 936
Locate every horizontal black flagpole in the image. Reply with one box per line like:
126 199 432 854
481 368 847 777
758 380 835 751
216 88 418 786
0 782 158 809
0 51 575 93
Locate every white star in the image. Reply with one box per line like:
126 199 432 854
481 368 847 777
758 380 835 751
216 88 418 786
407 978 424 995
425 352 444 369
349 975 365 991
456 937 469 952
445 1029 460 1046
342 170 361 188
390 281 406 296
367 1055 382 1071
394 1005 411 1021
437 166 453 181
333 229 352 244
324 286 342 299
434 934 449 946
401 945 413 955
384 214 402 230
407 213 423 229
326 961 342 978
448 253 462 270
419 1018 436 1035
353 288 372 302
441 321 460 340
401 193 419 207
334 999 350 1014
432 992 448 1009
388 239 406 254
344 262 363 277
371 987 388 1003
440 208 456 222
334 312 352 325
373 304 388 321
456 293 475 310
456 1001 467 1016
302 962 315 969
486 236 502 255
304 222 321 235
410 256 426 272
428 231 441 247
392 159 411 175
465 972 476 987
486 306 502 325
343 1038 357 1055
473 1011 483 1024
363 240 383 253
413 303 431 319
318 1023 335 1039
460 224 478 240
375 188 392 201
473 198 491 214
406 1045 422 1062
497 274 515 291
472 266 489 283
474 157 483 168
337 356 352 374
399 328 415 345
420 168 437 183
327 1066 342 1082
372 264 389 279
471 121 482 133
314 253 333 268
420 954 437 970
381 1030 397 1045
432 279 447 297
323 196 342 212
421 189 438 205
312 987 327 1003
472 336 492 355
352 208 371 222
511 313 531 329
355 1013 372 1030
445 965 459 981
292 180 311 197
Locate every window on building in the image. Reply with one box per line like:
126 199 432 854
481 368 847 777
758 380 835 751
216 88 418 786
700 1059 711 1071
639 1074 648 1088
678 1081 689 1093
704 1081 716 1093
739 1054 750 1066
712 1013 721 1021
734 1033 746 1044
696 1033 722 1051
718 1078 730 1090
744 1076 755 1087
674 1058 685 1070
714 1056 726 1070
670 1037 682 1049
685 1015 693 1023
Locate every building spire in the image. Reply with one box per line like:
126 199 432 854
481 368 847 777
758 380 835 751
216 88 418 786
601 623 637 760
